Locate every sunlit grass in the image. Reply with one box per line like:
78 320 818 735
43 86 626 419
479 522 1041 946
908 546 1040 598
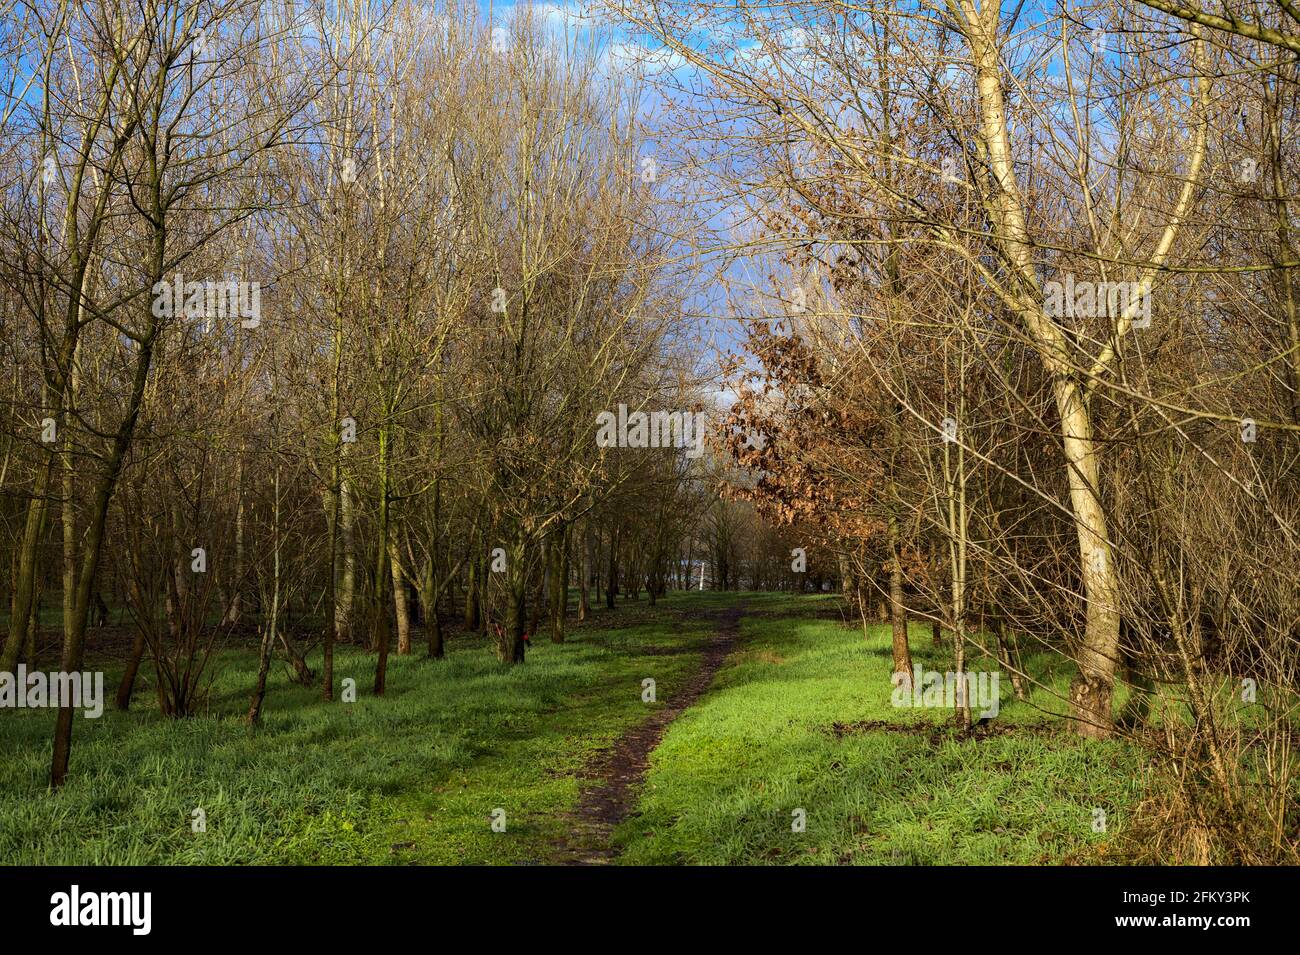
0 597 710 865
3 591 1182 865
615 595 1145 865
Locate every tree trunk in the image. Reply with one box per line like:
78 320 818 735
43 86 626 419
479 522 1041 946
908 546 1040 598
322 481 337 702
550 526 567 643
961 4 1126 738
247 615 277 724
335 472 356 642
578 520 591 622
61 345 79 665
224 455 244 626
526 551 544 641
372 428 392 694
24 593 39 665
499 539 528 663
1059 381 1122 739
887 512 913 682
51 336 155 787
390 537 411 655
2 492 48 674
248 463 282 724
953 624 971 729
464 551 481 630
115 630 147 711
605 526 617 609
995 617 1027 701
420 555 444 659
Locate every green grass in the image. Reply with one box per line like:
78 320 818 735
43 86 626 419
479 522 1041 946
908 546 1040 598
0 595 713 865
2 590 1154 865
614 593 1145 865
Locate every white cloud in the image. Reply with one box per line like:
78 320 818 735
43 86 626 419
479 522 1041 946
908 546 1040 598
537 2 601 30
495 2 602 33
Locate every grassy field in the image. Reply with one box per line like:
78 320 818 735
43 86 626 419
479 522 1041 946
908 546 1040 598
615 593 1144 864
0 597 713 864
0 590 1147 865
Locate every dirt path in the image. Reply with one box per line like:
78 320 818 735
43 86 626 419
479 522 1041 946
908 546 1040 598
553 603 743 865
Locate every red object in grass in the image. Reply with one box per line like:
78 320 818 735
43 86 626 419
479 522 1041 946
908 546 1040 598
491 620 530 646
